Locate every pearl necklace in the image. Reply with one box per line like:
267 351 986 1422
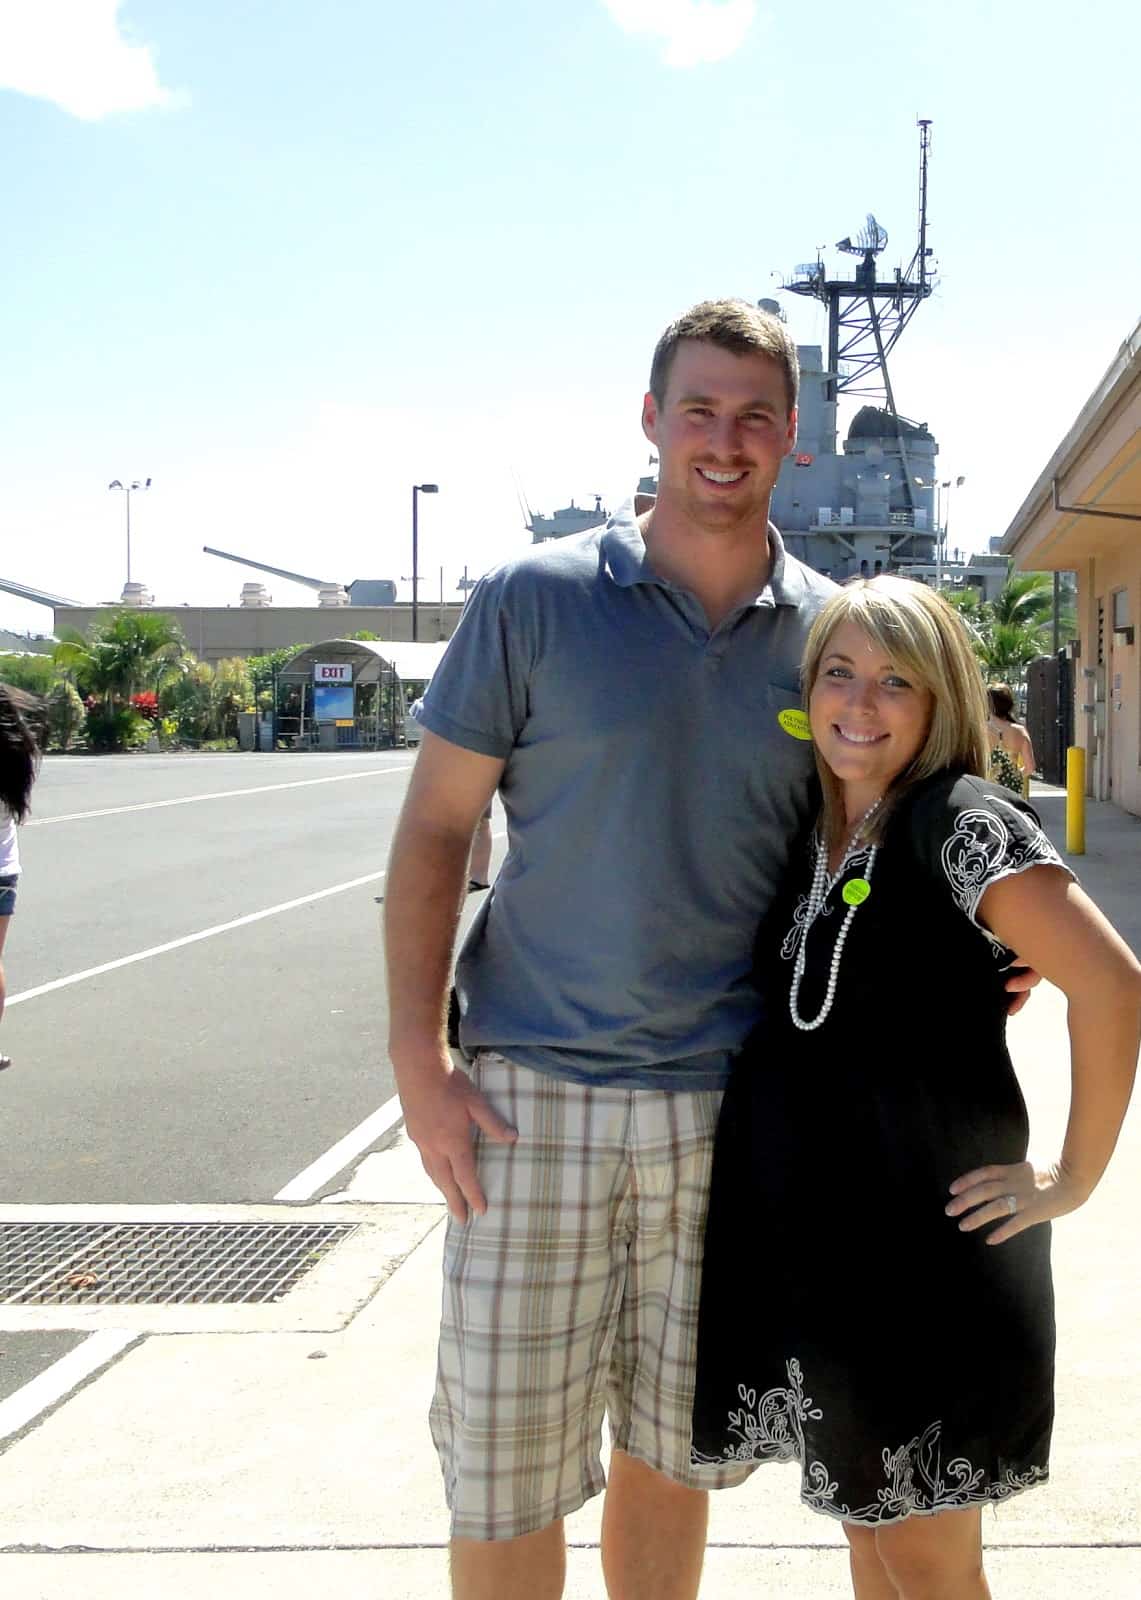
788 798 882 1033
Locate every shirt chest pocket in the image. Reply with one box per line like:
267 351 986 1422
744 683 818 801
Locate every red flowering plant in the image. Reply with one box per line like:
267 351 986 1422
130 691 160 722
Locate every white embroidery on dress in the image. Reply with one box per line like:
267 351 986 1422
692 1359 827 1472
693 1359 1047 1525
780 844 872 961
940 799 1067 941
802 1417 1047 1526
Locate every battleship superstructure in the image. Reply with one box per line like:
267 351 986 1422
519 124 1002 592
765 119 942 580
528 494 609 544
767 339 937 580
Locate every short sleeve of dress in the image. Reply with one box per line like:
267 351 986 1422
908 774 1075 946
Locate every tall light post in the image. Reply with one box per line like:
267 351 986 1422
411 482 438 641
108 477 152 585
935 474 965 590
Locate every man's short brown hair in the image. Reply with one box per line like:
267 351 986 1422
649 299 800 416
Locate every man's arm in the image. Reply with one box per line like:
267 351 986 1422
384 729 516 1221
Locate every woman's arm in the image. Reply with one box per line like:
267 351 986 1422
946 865 1141 1244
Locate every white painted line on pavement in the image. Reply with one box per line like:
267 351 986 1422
5 869 388 1008
0 1329 138 1442
27 763 411 826
274 1094 404 1202
271 836 508 1202
8 824 506 1010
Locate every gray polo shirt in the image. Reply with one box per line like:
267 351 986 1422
418 502 837 1089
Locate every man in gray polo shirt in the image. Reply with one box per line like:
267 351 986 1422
386 300 833 1599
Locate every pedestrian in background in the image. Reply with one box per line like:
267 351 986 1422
0 684 41 1070
987 682 1035 794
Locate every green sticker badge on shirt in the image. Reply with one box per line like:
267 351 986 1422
778 708 812 741
842 878 871 907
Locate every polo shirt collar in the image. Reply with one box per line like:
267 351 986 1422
602 500 806 610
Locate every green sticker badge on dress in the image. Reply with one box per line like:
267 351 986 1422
842 878 871 907
778 708 812 741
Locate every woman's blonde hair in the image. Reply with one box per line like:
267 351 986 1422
801 576 990 850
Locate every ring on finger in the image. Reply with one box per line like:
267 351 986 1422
1004 1193 1018 1216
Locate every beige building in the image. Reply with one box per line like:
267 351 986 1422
1001 321 1141 817
51 600 464 664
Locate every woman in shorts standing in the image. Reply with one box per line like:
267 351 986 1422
0 685 41 1070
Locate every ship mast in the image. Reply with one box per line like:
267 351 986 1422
782 118 936 513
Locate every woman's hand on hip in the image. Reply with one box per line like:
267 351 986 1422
945 1159 1090 1245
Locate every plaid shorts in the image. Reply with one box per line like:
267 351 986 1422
429 1052 755 1541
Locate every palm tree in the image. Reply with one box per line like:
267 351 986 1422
939 567 1073 692
54 611 187 704
977 621 1049 685
989 571 1054 632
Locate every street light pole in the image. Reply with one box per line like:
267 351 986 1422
936 474 965 590
108 477 152 586
410 482 439 642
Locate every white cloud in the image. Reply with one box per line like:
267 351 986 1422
600 0 757 68
0 1 185 121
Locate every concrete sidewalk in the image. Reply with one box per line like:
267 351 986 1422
0 793 1138 1597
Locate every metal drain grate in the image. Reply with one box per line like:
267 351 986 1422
0 1222 359 1306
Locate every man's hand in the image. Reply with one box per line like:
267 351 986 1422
399 1058 517 1223
1002 961 1041 1018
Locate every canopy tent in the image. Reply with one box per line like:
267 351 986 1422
272 639 450 750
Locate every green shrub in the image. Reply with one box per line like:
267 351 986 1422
46 680 86 751
84 704 151 752
0 653 56 695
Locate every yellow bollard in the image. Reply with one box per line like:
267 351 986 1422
1065 746 1086 856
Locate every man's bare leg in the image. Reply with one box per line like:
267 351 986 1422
450 1518 566 1600
600 1449 709 1600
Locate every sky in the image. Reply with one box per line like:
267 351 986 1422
1 0 1137 635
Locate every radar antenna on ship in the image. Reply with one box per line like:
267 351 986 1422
835 213 889 257
778 118 935 513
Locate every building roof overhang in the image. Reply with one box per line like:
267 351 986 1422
275 638 449 683
1000 319 1141 571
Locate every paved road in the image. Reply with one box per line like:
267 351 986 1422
1 751 492 1206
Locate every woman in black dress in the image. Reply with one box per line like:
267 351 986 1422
692 578 1141 1599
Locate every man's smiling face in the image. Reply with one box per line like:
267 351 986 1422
641 339 797 534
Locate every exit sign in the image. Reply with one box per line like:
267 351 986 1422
313 663 353 684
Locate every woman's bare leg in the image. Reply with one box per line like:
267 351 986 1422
874 1505 991 1600
0 914 11 1064
844 1521 899 1598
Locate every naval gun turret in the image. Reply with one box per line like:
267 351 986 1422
202 546 397 607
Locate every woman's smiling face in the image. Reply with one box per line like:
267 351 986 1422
809 618 934 803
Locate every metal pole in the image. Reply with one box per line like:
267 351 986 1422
411 486 420 642
1052 571 1061 656
125 488 132 584
1065 746 1086 855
